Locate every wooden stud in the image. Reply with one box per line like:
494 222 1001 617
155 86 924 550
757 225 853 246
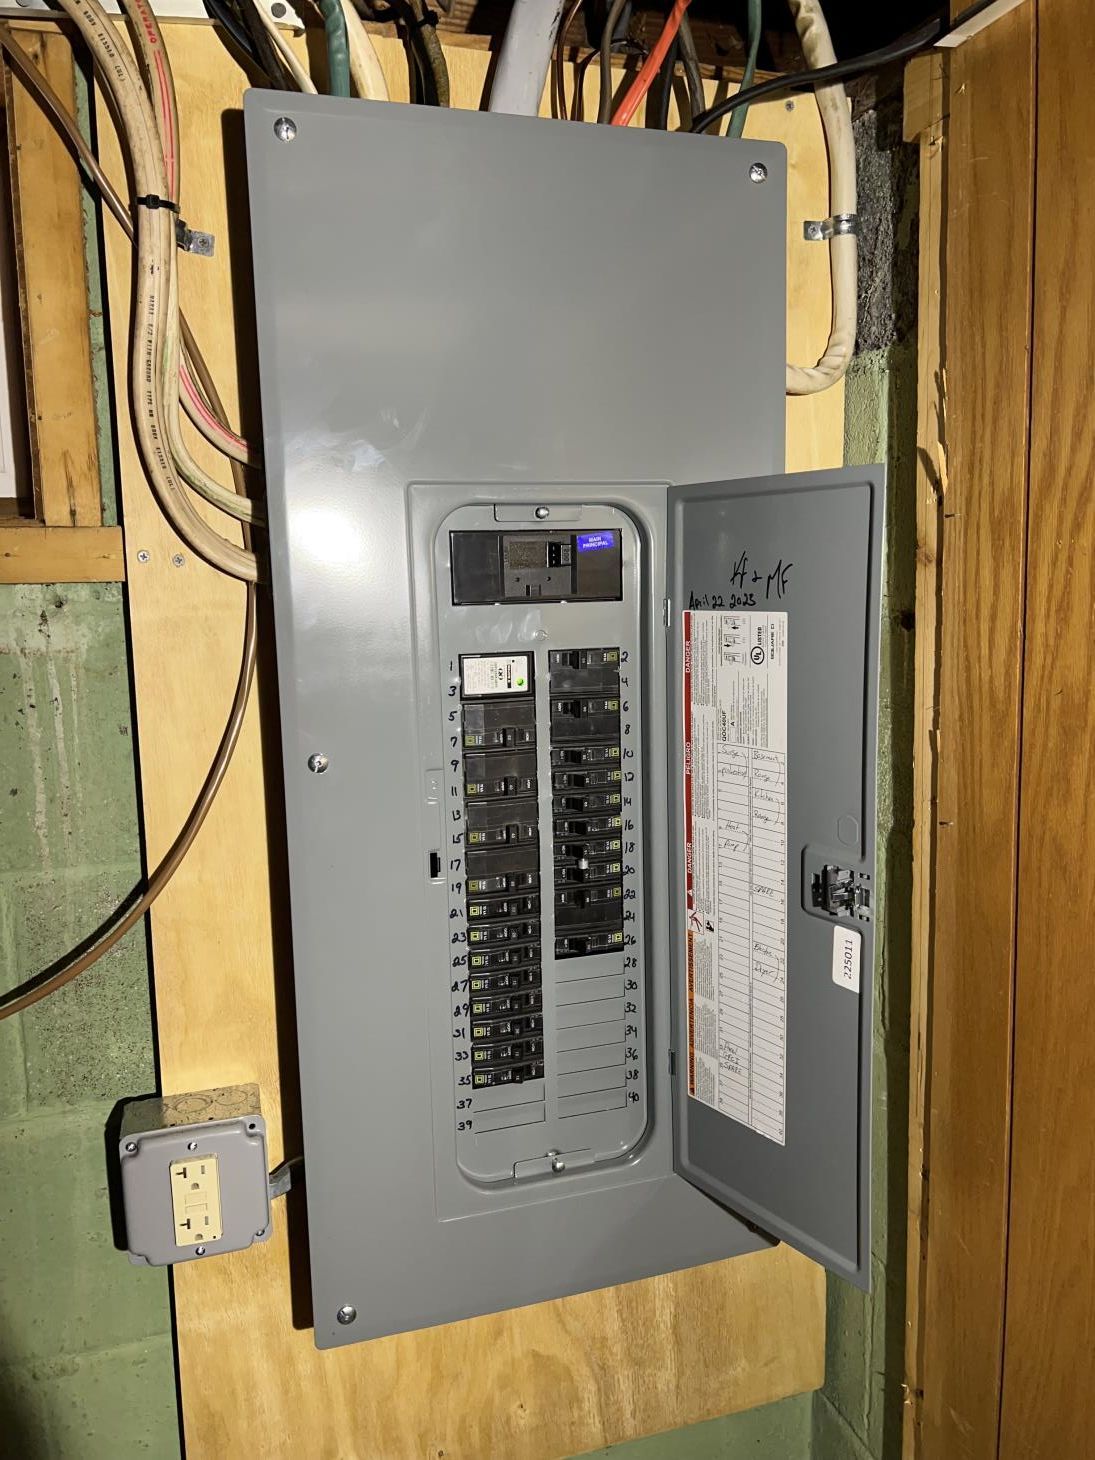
998 0 1095 1452
901 49 946 1460
4 29 101 526
0 523 123 582
914 8 1037 1458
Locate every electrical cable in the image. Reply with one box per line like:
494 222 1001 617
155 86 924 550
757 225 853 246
0 28 259 484
237 0 294 87
313 0 352 95
252 0 318 91
487 0 557 116
610 0 690 127
341 0 390 100
0 548 257 1023
597 0 628 123
51 0 259 576
201 0 267 73
0 22 258 1022
553 0 585 121
690 15 941 134
410 0 449 106
675 12 702 124
653 32 676 130
726 0 761 139
117 0 263 521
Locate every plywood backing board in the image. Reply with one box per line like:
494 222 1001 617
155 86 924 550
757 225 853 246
85 23 841 1456
4 28 101 526
914 6 1036 1457
999 0 1095 1452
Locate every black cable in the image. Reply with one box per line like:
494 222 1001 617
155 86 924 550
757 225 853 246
235 0 292 87
202 0 267 72
675 13 703 126
598 0 629 123
690 17 941 135
653 33 677 131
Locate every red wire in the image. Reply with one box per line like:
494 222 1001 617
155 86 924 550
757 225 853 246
610 0 692 128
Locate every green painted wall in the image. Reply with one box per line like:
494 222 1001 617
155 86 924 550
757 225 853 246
0 582 179 1457
0 93 915 1460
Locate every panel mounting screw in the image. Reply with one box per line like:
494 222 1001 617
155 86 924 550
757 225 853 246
270 0 286 13
136 550 150 564
195 1246 206 1256
187 1141 198 1151
749 162 768 184
336 1304 357 1325
534 506 549 519
172 553 185 567
124 1142 137 1153
274 116 297 143
307 752 329 774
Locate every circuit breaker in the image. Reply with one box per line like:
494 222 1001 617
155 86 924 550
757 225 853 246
245 93 883 1349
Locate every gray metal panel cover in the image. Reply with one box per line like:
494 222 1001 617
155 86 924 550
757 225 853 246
243 94 790 1345
668 467 885 1287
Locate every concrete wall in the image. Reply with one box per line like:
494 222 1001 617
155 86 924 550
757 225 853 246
0 93 915 1460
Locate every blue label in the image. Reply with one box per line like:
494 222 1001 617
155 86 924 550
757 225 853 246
576 531 617 553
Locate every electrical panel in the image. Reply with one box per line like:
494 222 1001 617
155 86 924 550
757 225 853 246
245 93 883 1349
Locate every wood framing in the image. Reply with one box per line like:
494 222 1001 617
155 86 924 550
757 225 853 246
0 522 122 582
82 22 843 1457
999 0 1095 1452
903 6 1037 1457
901 48 946 1460
4 28 101 529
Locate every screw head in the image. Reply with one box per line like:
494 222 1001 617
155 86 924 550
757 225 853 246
274 116 297 143
307 752 329 774
187 1141 198 1151
534 506 549 520
195 1245 206 1256
270 0 286 13
124 1141 137 1153
749 162 768 184
136 550 150 564
336 1304 357 1326
785 99 795 111
172 553 185 567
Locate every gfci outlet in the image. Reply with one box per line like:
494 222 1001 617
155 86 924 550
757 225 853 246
170 1154 223 1246
119 1085 271 1266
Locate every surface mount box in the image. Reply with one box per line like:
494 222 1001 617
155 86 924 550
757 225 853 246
244 93 884 1348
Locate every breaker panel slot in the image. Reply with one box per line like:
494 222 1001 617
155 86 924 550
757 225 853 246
458 655 544 1099
549 649 625 959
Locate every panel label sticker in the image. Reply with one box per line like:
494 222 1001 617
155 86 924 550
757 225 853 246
684 610 788 1146
460 653 531 697
832 926 862 994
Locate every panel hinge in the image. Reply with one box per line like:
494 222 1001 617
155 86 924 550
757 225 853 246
810 863 872 922
803 213 859 242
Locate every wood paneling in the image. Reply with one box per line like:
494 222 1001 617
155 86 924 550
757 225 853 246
0 522 123 581
90 24 840 1457
4 29 100 526
915 7 1036 1458
999 0 1095 1453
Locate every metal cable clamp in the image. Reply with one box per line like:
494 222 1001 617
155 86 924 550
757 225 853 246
803 213 859 242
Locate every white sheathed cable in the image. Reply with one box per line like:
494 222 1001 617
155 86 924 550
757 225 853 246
341 0 390 100
785 0 858 396
488 0 564 116
254 2 319 93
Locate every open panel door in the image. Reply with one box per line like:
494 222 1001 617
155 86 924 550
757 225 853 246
668 466 884 1287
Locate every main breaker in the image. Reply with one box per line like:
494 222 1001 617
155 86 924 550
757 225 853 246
245 94 883 1348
